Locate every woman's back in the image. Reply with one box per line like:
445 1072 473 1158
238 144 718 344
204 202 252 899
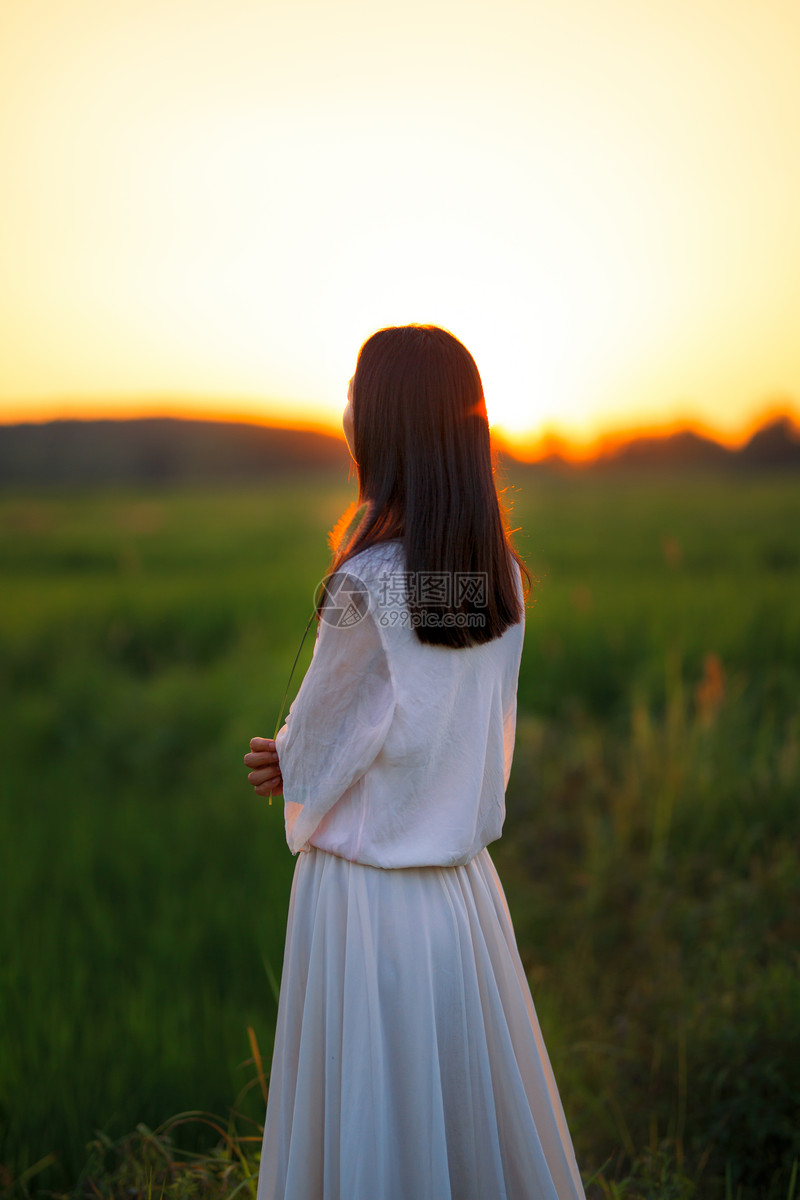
277 539 526 867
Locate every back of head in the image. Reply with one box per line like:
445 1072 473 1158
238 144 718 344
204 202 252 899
325 324 530 647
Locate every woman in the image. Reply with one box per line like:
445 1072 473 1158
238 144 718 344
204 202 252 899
244 325 586 1200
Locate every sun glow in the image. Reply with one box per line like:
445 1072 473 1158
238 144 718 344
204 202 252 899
1 0 799 447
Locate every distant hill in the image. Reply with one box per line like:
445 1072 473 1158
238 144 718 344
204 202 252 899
590 427 734 470
0 417 351 486
736 415 800 469
0 412 798 487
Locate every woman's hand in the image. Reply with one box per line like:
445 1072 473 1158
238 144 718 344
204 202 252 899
244 736 284 797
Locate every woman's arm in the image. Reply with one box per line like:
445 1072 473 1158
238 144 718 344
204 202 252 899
246 585 396 853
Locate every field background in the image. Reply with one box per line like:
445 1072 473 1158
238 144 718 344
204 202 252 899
1 466 798 1198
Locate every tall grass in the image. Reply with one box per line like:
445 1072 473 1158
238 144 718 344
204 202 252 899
0 470 798 1198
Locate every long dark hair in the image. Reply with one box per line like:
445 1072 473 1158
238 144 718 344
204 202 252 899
320 324 531 647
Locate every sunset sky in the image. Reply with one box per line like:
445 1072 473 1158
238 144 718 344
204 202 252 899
1 0 798 455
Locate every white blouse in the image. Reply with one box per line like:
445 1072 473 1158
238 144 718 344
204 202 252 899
274 539 525 869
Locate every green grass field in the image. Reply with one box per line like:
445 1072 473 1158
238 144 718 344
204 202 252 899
1 468 798 1199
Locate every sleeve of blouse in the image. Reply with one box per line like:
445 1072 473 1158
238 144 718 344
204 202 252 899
273 588 396 855
503 561 526 789
503 693 518 790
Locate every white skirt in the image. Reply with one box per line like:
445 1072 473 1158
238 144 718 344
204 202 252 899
256 846 586 1200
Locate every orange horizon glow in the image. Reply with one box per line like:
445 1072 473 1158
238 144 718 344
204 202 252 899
0 394 337 437
496 398 800 463
1 393 796 466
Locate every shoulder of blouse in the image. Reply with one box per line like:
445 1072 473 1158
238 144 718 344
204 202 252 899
338 542 525 640
339 540 404 586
